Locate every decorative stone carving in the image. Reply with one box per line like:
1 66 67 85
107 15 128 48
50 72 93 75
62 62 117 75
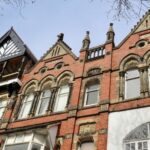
87 68 101 76
79 123 96 136
124 60 138 71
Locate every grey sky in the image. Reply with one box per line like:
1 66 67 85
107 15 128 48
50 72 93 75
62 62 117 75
0 0 142 59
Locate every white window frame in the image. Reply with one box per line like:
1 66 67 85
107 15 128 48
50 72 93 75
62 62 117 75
125 69 140 99
124 140 149 150
18 93 35 119
3 133 46 150
54 85 70 112
84 83 99 106
36 89 51 116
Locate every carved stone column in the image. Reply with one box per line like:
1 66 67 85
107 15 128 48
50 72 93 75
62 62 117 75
48 87 58 113
29 91 40 117
142 67 149 97
139 68 144 98
46 87 57 114
119 71 125 101
13 94 24 120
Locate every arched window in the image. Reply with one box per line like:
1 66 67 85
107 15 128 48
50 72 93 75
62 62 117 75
123 122 150 150
84 82 99 106
36 89 51 115
54 85 70 112
125 69 140 99
18 93 35 119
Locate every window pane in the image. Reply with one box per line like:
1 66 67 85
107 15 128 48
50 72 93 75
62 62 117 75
138 142 142 150
31 143 42 150
24 133 33 142
60 86 69 94
19 101 32 118
126 70 139 79
0 108 5 118
0 100 7 107
125 78 140 99
42 90 51 98
26 94 34 102
86 90 99 105
131 143 135 150
80 142 95 150
38 98 49 115
6 136 15 144
125 144 130 150
143 141 148 149
5 143 29 150
15 134 24 143
54 94 68 112
87 84 99 91
0 100 7 118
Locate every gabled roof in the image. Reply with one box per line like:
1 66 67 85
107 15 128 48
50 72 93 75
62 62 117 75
116 10 150 48
0 27 37 62
40 34 77 61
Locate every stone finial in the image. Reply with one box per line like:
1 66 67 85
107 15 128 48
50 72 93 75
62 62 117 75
57 33 64 41
106 23 115 43
81 31 90 50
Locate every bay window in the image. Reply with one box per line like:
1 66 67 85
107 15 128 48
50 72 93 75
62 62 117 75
18 93 35 119
36 90 51 115
54 85 70 112
125 69 140 99
84 83 99 106
3 133 47 150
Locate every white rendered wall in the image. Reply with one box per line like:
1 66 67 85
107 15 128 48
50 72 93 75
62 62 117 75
107 107 150 150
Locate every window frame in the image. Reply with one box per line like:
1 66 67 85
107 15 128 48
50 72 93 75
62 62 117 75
53 85 70 112
18 93 35 119
124 69 141 100
36 89 52 116
3 133 45 150
124 140 148 150
84 83 99 107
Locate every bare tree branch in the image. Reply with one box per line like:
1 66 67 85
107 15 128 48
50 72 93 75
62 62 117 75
107 0 150 20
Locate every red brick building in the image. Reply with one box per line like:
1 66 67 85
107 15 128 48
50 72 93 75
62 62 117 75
0 10 150 150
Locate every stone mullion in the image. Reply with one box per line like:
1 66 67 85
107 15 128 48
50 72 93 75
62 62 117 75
139 68 145 98
66 83 73 107
13 95 24 120
46 88 57 113
51 88 58 112
119 71 125 101
29 91 39 117
143 67 149 97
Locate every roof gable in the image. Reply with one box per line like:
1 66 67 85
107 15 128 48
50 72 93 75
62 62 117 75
41 34 77 61
0 28 26 62
134 10 150 33
0 28 37 63
117 10 150 48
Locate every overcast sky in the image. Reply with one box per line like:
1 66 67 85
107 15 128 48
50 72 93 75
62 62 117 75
0 0 144 59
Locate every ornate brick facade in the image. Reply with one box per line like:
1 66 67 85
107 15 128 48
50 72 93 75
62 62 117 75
1 10 150 150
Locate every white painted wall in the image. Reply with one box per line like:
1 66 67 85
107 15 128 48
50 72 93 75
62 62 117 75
107 107 150 150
